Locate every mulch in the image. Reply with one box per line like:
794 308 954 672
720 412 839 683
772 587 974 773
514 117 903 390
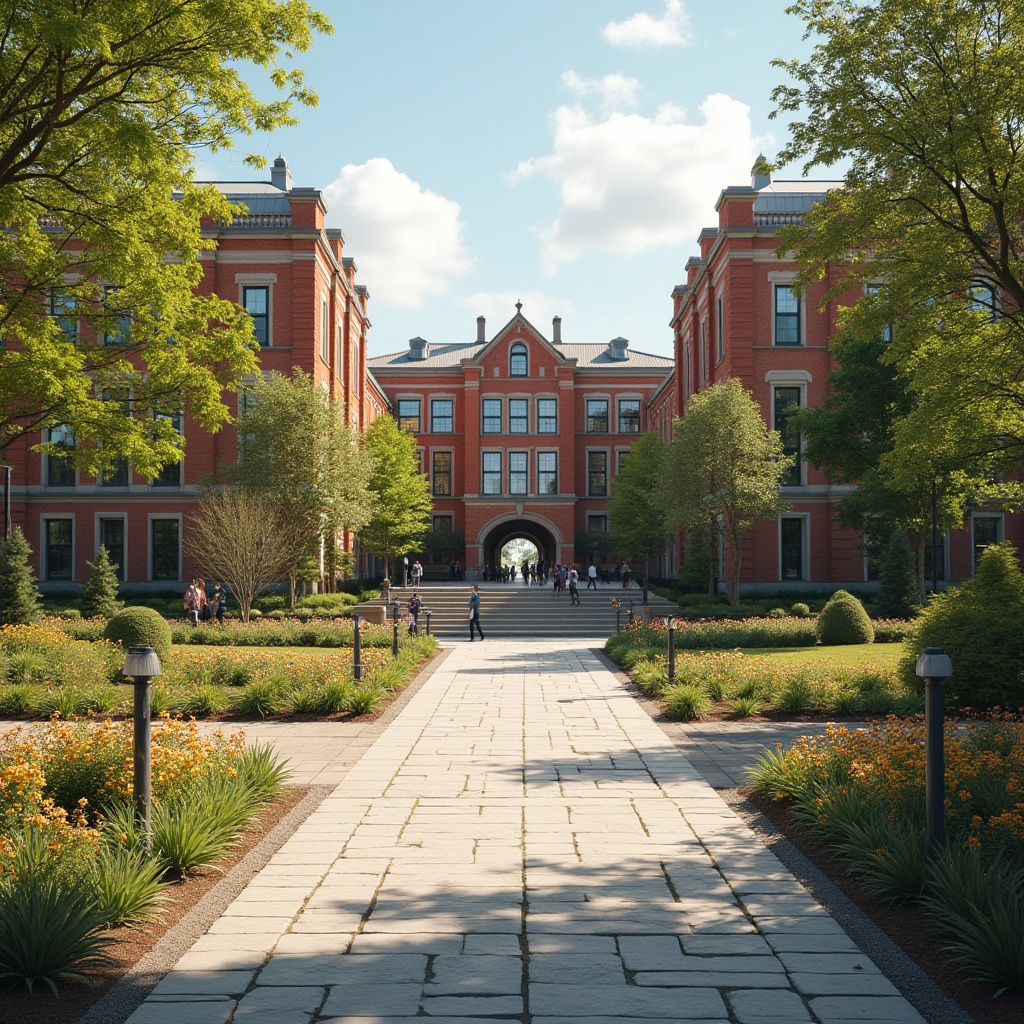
0 786 308 1024
746 790 1024 1024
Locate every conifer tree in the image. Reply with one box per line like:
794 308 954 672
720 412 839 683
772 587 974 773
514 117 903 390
875 529 920 620
82 545 124 619
0 527 42 625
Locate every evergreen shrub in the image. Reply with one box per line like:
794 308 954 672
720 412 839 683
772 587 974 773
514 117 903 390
900 542 1024 709
102 607 172 664
81 546 123 619
0 527 42 625
816 590 875 645
876 529 920 619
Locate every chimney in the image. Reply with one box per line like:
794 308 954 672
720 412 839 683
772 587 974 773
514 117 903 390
751 154 771 191
552 316 562 343
476 316 486 344
271 154 293 191
408 336 428 361
607 336 629 361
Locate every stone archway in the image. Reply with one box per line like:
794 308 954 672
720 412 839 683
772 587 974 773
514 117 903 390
478 515 559 568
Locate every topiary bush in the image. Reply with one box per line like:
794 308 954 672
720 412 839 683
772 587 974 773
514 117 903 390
790 602 811 618
900 542 1024 709
816 590 875 645
102 607 172 664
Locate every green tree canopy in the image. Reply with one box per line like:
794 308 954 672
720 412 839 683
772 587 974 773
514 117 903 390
773 0 1024 501
608 432 668 580
359 416 432 578
660 379 790 605
0 0 331 477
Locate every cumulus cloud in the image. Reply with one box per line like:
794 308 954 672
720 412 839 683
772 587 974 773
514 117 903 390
462 291 575 338
509 92 761 274
563 71 642 114
602 0 693 48
322 158 470 307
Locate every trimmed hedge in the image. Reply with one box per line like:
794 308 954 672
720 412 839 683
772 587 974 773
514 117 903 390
816 591 874 646
102 607 172 663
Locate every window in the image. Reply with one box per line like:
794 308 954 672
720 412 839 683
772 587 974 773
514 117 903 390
973 515 1002 568
432 515 453 532
46 425 75 487
431 399 453 433
243 287 269 347
321 298 331 362
617 450 631 473
510 343 527 377
432 452 452 496
45 519 73 580
482 399 502 434
968 281 996 320
924 534 946 585
864 537 882 582
774 387 802 486
588 452 608 496
700 322 707 382
586 399 609 433
482 451 502 494
537 452 557 494
865 283 893 343
509 452 527 495
151 519 180 581
588 514 608 533
50 291 77 343
398 399 421 433
780 517 805 580
774 285 801 346
99 518 125 581
509 399 528 434
716 294 724 361
102 286 131 345
618 399 641 433
537 399 557 434
152 413 183 487
100 458 129 487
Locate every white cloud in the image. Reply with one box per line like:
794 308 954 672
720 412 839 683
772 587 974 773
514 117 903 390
509 92 761 274
602 0 693 48
322 158 470 307
563 71 642 115
462 291 575 338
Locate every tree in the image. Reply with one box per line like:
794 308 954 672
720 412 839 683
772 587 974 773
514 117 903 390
359 416 432 580
772 0 1024 499
609 432 668 586
876 529 920 620
660 379 790 605
185 489 306 623
228 369 373 602
0 1 331 477
0 527 42 625
81 545 123 619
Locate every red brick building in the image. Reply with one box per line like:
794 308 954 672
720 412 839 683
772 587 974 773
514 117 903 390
5 158 386 589
671 161 1021 591
368 307 673 575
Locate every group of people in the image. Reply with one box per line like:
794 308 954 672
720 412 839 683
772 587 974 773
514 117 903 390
549 563 582 605
183 579 226 626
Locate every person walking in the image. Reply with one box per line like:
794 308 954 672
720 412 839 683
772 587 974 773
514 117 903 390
408 591 422 635
184 580 201 626
553 564 562 597
211 583 226 625
569 565 580 606
587 561 598 590
468 585 485 641
412 560 423 588
622 561 631 589
522 559 530 585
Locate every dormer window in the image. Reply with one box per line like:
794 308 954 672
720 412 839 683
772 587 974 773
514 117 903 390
510 343 528 377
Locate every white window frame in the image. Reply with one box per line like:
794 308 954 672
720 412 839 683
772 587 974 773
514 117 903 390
537 450 558 495
585 394 611 434
508 450 528 496
429 395 455 434
970 512 1004 575
481 450 502 496
236 273 276 348
769 272 804 347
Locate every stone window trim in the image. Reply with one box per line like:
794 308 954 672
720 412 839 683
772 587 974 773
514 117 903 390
148 513 182 583
778 513 810 583
40 513 75 582
481 450 502 495
770 383 806 488
768 272 804 347
585 395 611 434
616 395 643 434
509 342 528 378
96 512 128 582
431 450 454 497
586 448 609 497
508 450 529 496
481 397 503 434
970 512 1004 575
236 275 275 348
429 395 456 434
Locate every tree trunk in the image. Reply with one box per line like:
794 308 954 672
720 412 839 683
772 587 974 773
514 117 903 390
914 528 928 604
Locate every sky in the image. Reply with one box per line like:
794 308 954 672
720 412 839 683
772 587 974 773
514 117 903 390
197 0 825 360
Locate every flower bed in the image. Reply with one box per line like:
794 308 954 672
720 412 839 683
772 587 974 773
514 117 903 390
0 717 289 994
747 717 1024 992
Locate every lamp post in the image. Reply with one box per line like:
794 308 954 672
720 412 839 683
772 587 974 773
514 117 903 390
123 646 162 836
352 613 362 682
667 615 676 685
425 610 432 636
915 647 953 849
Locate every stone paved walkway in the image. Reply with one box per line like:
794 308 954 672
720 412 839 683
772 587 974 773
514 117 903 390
125 641 926 1024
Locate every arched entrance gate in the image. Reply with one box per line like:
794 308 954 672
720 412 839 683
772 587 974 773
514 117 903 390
479 517 558 569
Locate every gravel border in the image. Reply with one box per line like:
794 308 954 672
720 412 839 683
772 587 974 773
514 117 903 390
79 645 454 1024
592 647 974 1024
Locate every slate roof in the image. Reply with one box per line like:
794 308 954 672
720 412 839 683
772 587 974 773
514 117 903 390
369 341 673 370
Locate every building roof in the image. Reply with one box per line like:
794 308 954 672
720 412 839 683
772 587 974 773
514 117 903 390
752 179 844 216
369 341 673 371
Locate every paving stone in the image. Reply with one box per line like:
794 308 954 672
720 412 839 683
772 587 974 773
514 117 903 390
727 987 814 1021
148 970 255 997
529 983 727 1018
320 984 424 1017
791 972 900 996
809 996 928 1021
425 955 522 994
461 934 521 954
777 952 881 974
634 971 790 988
124 1003 235 1024
234 985 324 1017
419 994 524 1015
528 953 626 984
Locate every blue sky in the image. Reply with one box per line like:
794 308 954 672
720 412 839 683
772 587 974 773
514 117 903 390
198 1 823 360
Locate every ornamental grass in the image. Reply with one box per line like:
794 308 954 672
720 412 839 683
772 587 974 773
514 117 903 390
747 716 1024 991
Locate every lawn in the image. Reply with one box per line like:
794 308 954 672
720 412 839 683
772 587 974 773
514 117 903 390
739 644 905 667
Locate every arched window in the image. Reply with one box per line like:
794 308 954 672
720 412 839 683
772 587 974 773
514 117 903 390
510 343 528 377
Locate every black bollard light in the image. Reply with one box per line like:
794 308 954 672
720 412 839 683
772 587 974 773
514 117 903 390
667 615 676 685
628 603 635 624
123 646 162 837
392 615 399 659
915 647 953 849
353 612 362 682
616 607 622 633
426 610 432 636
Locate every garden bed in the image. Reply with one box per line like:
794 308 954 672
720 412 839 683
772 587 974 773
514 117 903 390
746 789 1024 1024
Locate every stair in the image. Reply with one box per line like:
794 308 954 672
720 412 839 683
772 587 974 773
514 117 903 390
366 583 678 639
